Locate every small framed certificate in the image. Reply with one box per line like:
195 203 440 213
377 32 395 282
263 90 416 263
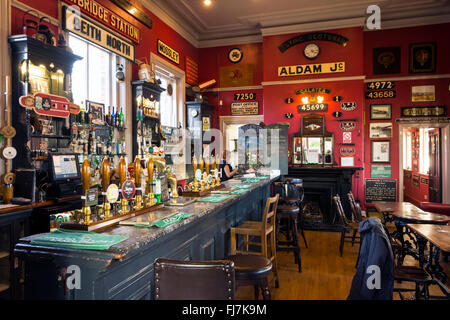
341 156 354 167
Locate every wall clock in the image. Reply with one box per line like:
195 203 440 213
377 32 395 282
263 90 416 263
228 48 243 63
303 43 320 60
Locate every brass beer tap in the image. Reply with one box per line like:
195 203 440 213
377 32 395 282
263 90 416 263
100 157 112 219
134 156 143 210
192 155 198 192
118 156 129 214
205 157 210 189
199 156 205 191
145 157 155 207
81 158 91 225
167 174 179 198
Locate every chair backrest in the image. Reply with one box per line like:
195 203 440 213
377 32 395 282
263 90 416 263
333 194 350 226
272 179 304 202
348 191 363 222
154 258 235 300
263 194 279 232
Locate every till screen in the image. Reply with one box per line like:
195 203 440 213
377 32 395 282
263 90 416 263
53 155 78 179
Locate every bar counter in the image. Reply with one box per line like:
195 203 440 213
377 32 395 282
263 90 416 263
14 176 278 300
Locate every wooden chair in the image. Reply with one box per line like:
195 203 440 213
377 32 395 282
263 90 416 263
333 194 360 257
348 191 365 222
230 194 280 291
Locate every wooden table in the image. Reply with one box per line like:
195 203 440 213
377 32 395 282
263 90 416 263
373 202 450 265
408 224 450 282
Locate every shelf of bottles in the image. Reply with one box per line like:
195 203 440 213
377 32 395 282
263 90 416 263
69 103 127 169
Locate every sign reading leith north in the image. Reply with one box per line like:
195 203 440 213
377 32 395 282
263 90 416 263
278 62 345 77
62 5 135 61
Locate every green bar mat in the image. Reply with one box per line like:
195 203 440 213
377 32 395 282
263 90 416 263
231 184 252 189
134 212 194 228
243 178 261 183
30 229 128 250
229 189 248 195
196 194 233 203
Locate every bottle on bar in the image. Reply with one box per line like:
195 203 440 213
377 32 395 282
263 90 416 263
118 107 124 129
106 106 112 126
79 102 85 123
111 106 116 128
115 107 120 128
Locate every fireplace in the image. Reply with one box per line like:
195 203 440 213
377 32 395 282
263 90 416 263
288 167 362 231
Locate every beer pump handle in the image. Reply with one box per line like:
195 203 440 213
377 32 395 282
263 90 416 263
82 158 91 195
134 156 142 186
101 156 111 191
118 156 127 185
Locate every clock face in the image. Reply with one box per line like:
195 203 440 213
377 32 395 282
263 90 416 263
303 43 320 60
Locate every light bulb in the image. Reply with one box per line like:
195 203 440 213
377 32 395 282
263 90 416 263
204 0 212 6
317 95 324 103
301 97 309 104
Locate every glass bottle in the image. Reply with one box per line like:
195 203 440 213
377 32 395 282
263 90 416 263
111 106 116 128
118 107 124 129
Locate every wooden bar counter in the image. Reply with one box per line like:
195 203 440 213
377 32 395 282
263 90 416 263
14 177 277 300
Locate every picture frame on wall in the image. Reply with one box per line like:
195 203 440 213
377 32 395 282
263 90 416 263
370 104 392 120
409 42 436 73
341 156 354 167
373 47 401 75
86 100 105 125
371 140 390 163
411 85 435 102
369 122 392 138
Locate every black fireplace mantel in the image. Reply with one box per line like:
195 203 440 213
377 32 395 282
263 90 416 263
287 166 363 230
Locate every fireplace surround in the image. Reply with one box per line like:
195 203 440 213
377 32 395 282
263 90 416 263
288 167 362 231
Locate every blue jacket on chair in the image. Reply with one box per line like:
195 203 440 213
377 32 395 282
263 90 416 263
347 217 394 300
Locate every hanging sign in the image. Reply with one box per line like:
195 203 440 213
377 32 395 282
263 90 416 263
62 5 135 61
278 32 349 52
297 103 328 113
278 62 345 77
19 93 80 118
295 88 330 95
339 121 356 131
341 102 357 111
401 106 446 117
339 146 355 156
64 0 141 43
231 102 259 115
157 39 180 64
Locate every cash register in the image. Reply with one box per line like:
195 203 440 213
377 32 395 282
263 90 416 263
47 153 82 199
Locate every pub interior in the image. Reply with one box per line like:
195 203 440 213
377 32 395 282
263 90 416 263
0 0 449 303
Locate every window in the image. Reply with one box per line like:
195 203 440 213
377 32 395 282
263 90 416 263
69 34 122 111
419 128 431 174
155 67 178 128
403 131 412 170
156 69 177 127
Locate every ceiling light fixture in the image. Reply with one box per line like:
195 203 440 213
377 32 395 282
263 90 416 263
204 0 212 6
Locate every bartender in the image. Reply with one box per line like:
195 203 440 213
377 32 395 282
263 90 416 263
220 150 238 182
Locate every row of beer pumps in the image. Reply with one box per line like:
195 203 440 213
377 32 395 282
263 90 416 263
80 154 171 225
188 155 221 192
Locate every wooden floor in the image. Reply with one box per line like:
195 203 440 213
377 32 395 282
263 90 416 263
235 230 449 300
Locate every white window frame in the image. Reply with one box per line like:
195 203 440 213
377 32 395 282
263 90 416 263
150 52 185 129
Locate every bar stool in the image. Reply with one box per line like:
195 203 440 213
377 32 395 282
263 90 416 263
227 194 279 299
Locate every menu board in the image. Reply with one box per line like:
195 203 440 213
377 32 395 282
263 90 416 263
365 179 397 202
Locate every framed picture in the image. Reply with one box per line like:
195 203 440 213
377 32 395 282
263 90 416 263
341 156 354 167
411 85 435 102
371 140 390 163
409 42 436 73
86 100 105 125
370 104 392 120
369 122 392 138
373 47 401 75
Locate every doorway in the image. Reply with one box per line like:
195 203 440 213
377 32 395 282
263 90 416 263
399 122 450 205
220 115 264 168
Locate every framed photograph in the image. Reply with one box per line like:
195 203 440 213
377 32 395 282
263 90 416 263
373 47 401 75
409 42 436 73
369 122 392 138
370 104 392 120
341 156 354 167
86 100 105 125
411 85 435 102
371 140 390 163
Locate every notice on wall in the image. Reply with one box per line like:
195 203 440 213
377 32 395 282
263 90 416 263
365 179 397 202
371 165 391 178
185 56 198 86
231 102 259 115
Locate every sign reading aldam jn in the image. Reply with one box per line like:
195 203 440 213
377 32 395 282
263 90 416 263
278 62 345 77
62 6 135 61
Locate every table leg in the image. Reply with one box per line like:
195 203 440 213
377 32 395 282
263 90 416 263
395 219 406 265
415 234 427 269
425 244 447 283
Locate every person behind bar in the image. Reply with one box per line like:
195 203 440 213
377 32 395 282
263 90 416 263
220 150 238 182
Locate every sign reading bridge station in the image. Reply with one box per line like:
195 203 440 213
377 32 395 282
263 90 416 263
62 5 135 61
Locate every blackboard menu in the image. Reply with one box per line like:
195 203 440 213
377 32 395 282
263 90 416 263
365 179 397 202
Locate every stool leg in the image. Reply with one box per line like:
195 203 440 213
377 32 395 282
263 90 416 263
276 216 281 250
351 229 357 246
300 227 308 248
292 217 301 273
270 228 280 288
260 278 271 300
